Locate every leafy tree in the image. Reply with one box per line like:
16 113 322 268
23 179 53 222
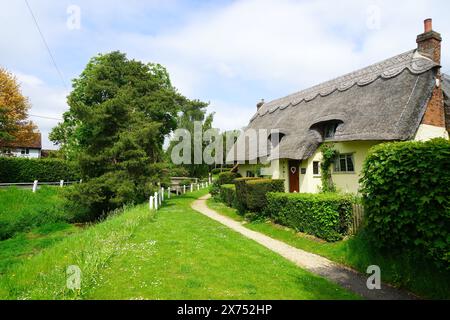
166 98 215 178
54 51 195 218
0 68 36 148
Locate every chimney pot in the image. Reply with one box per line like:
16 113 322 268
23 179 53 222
424 18 432 33
256 99 265 110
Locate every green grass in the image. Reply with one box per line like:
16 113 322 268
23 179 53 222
0 186 71 240
0 190 358 300
207 197 450 300
0 223 81 275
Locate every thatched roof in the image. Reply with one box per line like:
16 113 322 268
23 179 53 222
230 50 439 162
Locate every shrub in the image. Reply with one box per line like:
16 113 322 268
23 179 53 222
217 171 241 185
234 178 284 214
211 168 231 175
244 179 285 212
210 171 241 198
219 184 237 208
0 158 80 183
360 138 450 269
265 192 353 242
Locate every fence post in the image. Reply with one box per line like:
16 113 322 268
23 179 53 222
154 192 158 210
161 187 164 201
168 187 171 199
209 173 212 184
183 185 186 194
190 184 193 192
79 179 83 184
197 183 200 191
32 180 38 193
60 180 64 187
149 196 154 210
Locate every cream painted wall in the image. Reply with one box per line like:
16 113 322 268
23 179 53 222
237 140 382 194
329 141 381 194
414 124 449 141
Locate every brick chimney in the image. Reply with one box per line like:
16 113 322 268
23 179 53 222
416 19 446 129
416 18 442 64
257 99 265 110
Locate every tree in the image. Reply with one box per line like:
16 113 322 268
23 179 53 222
166 98 215 178
0 68 35 148
54 51 194 218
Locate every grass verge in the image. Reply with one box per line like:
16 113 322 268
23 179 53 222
0 186 71 240
0 190 358 300
206 197 450 300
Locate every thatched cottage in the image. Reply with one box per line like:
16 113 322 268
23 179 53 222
229 19 450 194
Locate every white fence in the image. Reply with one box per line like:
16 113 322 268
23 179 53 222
149 182 209 211
0 180 82 192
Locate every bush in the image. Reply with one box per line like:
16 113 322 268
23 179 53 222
0 158 80 183
234 178 284 214
211 168 231 175
266 192 353 242
219 184 237 208
210 171 241 198
360 138 450 269
217 171 241 185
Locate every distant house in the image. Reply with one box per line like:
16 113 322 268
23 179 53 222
0 132 42 158
229 19 450 194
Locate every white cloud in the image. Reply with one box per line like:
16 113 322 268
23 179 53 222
15 71 68 150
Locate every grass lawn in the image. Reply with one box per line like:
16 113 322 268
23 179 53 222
0 189 358 300
206 198 450 300
0 186 70 240
0 223 81 275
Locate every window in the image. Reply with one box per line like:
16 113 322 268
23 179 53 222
334 154 355 172
324 123 338 139
246 171 255 177
25 148 30 155
313 161 320 175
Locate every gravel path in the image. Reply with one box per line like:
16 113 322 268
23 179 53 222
191 194 418 300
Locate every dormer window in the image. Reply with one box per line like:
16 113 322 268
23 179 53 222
268 132 285 152
324 123 338 139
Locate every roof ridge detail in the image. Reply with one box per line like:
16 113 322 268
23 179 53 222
250 49 438 123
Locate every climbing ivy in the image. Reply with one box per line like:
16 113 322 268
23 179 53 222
319 143 337 193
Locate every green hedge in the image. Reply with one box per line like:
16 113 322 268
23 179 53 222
217 171 241 185
360 138 450 269
235 178 285 214
219 184 237 208
265 192 353 242
0 158 80 183
211 168 232 175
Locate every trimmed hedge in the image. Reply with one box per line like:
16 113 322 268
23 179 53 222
235 178 285 214
217 171 241 185
0 158 80 183
360 138 450 269
211 168 232 175
219 184 237 208
265 192 353 242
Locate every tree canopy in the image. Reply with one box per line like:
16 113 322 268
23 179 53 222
52 51 210 217
0 68 36 147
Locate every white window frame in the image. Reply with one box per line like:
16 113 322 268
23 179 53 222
334 153 355 173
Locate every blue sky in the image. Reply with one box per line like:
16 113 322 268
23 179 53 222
2 0 450 149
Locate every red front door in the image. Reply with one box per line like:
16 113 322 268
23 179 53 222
288 160 300 193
